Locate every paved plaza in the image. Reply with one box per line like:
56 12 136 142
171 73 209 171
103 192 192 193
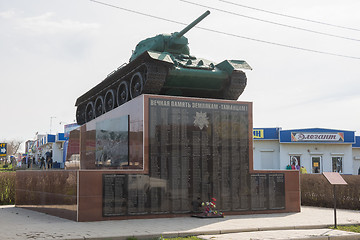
1 205 360 240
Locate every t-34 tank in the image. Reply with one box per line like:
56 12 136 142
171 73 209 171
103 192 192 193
75 10 251 125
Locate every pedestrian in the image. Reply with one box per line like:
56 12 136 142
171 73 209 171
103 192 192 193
300 166 307 174
291 163 296 170
40 156 45 170
46 155 50 169
46 151 53 169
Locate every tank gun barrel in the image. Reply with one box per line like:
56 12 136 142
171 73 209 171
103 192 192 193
176 10 210 38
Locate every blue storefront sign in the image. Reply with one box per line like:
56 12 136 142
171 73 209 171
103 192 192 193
253 128 280 140
280 128 355 144
0 143 7 157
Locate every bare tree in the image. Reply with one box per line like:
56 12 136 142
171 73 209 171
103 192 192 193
0 139 22 166
0 139 22 156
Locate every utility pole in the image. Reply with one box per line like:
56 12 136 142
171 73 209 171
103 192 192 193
50 116 56 134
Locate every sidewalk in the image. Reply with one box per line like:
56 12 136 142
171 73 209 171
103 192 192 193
1 205 360 240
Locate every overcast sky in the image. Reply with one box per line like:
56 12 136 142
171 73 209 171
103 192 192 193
1 0 359 151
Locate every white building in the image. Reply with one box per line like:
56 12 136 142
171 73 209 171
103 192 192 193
353 136 360 174
35 133 67 168
253 128 359 175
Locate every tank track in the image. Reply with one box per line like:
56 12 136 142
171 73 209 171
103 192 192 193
143 63 168 94
223 70 247 100
76 61 168 125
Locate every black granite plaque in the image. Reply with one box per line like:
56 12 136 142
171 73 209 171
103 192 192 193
148 104 168 213
180 109 190 211
220 111 231 211
127 175 149 215
250 174 268 210
230 112 241 210
148 97 252 214
268 173 285 209
239 110 250 210
191 130 202 211
149 106 161 179
211 111 221 207
170 107 182 212
200 131 211 203
103 174 126 216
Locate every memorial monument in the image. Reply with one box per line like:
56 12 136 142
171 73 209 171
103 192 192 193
16 11 300 222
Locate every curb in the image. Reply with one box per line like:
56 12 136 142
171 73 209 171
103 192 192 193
70 224 360 240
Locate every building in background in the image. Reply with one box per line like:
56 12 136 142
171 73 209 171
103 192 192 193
253 128 358 175
253 128 281 170
353 136 360 174
24 140 35 155
23 123 80 169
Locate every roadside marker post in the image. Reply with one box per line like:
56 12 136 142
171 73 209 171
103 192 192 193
323 172 347 228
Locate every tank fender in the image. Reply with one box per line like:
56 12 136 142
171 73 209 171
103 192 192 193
146 50 174 64
216 60 252 74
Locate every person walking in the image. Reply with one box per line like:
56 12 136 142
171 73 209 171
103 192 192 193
27 156 31 168
46 151 53 169
40 156 45 170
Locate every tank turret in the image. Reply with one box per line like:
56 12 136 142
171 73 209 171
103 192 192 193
130 10 210 62
75 10 251 125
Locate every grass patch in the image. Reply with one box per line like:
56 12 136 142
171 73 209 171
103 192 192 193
0 163 15 172
160 237 203 240
331 225 360 233
0 172 16 205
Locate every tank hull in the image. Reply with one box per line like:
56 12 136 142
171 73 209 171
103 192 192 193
166 67 227 89
75 51 248 125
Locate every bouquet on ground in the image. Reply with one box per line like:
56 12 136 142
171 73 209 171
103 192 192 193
200 198 224 217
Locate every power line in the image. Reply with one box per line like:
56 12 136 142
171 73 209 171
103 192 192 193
196 26 360 60
180 0 360 42
219 0 360 32
89 0 187 26
89 0 360 60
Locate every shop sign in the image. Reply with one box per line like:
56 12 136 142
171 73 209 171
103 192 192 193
291 132 344 142
253 129 264 139
0 143 7 157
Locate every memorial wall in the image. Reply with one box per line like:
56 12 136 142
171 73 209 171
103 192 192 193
16 95 300 222
94 95 288 218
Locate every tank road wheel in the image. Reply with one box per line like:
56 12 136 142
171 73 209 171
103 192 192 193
104 89 115 112
94 96 104 117
76 104 86 125
130 72 144 99
116 81 129 106
85 101 95 122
